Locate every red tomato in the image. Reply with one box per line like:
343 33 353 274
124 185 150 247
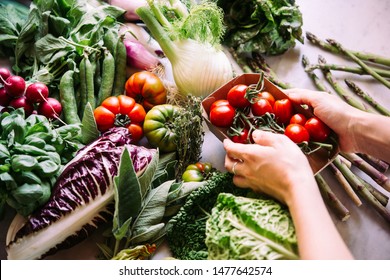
290 113 307 126
94 95 146 142
284 124 310 143
251 98 273 117
273 98 293 124
209 101 235 127
210 99 230 111
257 91 276 107
230 128 250 144
227 84 250 108
304 117 331 142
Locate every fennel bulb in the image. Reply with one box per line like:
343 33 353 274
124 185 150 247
137 0 234 98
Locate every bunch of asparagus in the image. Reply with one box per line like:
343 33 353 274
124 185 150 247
228 36 390 223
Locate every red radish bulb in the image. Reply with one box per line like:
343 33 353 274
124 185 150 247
0 87 12 106
0 68 11 84
38 97 62 119
4 75 26 98
25 82 49 103
9 96 34 116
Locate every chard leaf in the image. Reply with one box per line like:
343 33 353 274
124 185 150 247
81 102 99 145
112 147 142 240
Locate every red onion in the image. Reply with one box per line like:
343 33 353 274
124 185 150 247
124 39 161 70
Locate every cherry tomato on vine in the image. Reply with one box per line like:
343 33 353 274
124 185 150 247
230 127 250 144
125 71 167 111
304 117 331 142
284 123 310 144
227 84 250 108
273 98 293 124
257 91 276 107
251 98 273 117
209 100 235 127
210 99 230 111
182 169 204 182
290 113 307 126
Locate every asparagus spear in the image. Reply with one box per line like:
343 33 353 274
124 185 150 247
358 153 389 173
305 63 390 78
344 79 390 116
302 55 333 94
315 173 350 221
328 163 362 207
333 156 390 223
318 55 372 112
327 39 390 89
356 176 389 207
341 153 390 192
306 32 390 67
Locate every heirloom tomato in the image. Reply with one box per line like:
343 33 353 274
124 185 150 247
125 71 167 111
143 104 181 152
304 117 331 142
227 84 250 108
284 124 310 144
182 162 212 182
209 99 235 127
93 95 146 142
273 98 293 124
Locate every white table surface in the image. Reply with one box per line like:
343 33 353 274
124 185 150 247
1 0 390 260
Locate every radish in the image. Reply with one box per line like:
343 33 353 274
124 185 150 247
38 97 62 119
9 96 34 116
25 82 49 103
4 75 26 98
0 67 11 84
0 87 12 107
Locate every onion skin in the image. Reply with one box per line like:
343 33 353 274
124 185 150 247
124 39 161 70
109 0 147 21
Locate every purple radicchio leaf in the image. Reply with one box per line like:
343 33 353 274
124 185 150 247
6 127 156 259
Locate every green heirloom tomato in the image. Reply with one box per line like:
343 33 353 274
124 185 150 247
143 104 181 152
182 169 204 182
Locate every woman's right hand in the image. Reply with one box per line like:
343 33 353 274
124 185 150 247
285 88 364 153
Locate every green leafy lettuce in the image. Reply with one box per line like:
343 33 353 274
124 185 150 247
213 0 303 55
205 192 299 260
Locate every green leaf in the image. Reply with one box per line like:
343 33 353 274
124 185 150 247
36 160 60 177
11 154 38 172
112 147 142 240
0 172 17 189
0 143 10 160
11 183 43 204
129 180 174 244
137 149 160 198
35 34 69 64
81 102 100 145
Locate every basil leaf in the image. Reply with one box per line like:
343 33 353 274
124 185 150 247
11 154 38 172
11 183 43 204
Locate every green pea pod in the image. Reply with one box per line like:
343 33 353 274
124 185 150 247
103 28 118 57
84 55 96 110
60 70 81 125
112 37 127 96
79 59 87 116
97 49 115 105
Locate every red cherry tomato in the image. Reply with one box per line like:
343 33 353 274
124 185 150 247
230 128 250 144
273 98 293 124
251 98 273 117
284 124 310 144
257 91 276 107
210 99 230 111
304 117 331 142
290 113 307 126
209 100 235 127
227 84 250 109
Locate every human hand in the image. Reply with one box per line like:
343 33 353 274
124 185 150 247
224 129 315 206
285 88 363 153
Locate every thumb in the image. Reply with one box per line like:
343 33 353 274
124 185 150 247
252 129 281 147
